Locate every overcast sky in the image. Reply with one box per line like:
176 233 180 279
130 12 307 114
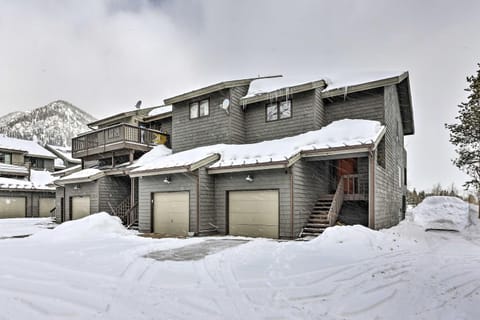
0 0 478 193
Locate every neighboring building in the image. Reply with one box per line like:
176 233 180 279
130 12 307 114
45 144 81 171
59 72 414 240
0 136 57 218
54 106 171 224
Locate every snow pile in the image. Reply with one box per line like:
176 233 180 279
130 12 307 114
244 75 322 99
30 169 55 188
0 218 54 238
131 119 383 173
148 105 172 117
31 212 131 242
130 145 172 168
412 196 470 230
323 71 405 92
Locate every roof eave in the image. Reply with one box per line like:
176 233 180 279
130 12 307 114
55 172 105 185
322 72 409 98
164 76 282 105
241 80 327 105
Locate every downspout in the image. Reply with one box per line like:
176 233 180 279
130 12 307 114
188 170 200 235
368 148 376 229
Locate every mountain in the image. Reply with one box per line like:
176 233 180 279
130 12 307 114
0 100 96 147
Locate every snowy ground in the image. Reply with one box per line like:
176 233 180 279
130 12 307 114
0 217 55 239
0 199 479 320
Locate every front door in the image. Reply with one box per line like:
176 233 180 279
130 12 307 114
336 158 357 193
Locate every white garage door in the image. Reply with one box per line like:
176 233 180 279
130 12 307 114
229 190 279 238
39 198 55 217
0 197 26 219
153 192 189 236
71 196 90 220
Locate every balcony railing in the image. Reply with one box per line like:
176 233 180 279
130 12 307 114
72 123 169 159
341 173 368 200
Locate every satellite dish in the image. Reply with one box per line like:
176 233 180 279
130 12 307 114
135 100 142 109
222 98 230 111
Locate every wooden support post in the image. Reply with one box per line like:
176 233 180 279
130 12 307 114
368 149 376 229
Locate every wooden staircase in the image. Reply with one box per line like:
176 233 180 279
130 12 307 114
300 197 333 237
108 198 139 230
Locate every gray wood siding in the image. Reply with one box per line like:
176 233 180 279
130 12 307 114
292 160 329 236
244 91 317 143
98 176 130 214
313 88 326 129
374 85 404 229
324 88 385 124
0 190 55 218
229 85 249 144
214 169 292 239
172 89 232 153
62 181 99 221
138 173 197 233
198 168 216 234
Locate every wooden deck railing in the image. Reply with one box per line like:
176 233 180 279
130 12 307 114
72 123 169 156
328 177 344 226
341 174 368 200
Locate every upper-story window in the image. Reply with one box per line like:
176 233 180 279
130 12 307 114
190 99 209 119
27 157 45 169
266 100 292 122
0 152 12 164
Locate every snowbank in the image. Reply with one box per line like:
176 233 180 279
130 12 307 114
31 212 132 242
412 196 470 230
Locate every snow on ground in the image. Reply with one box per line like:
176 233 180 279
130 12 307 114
0 197 479 319
412 196 470 230
0 218 54 238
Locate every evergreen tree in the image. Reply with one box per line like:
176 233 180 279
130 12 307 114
445 64 480 216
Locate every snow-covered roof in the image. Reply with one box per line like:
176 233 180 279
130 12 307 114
147 105 172 117
46 144 80 163
54 158 66 169
0 135 56 159
130 119 384 176
242 71 406 101
0 163 29 175
51 164 82 178
55 168 105 185
0 170 55 191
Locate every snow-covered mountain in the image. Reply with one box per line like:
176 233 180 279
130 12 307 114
0 100 96 147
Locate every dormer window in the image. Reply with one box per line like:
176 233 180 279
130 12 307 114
190 99 209 119
266 100 292 122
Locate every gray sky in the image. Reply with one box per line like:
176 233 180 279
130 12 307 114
0 0 478 193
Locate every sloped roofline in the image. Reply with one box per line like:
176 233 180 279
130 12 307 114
164 75 282 105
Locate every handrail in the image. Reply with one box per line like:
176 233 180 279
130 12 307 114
328 176 344 226
72 123 169 153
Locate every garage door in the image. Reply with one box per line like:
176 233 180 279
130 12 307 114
153 192 189 236
229 190 279 238
0 197 26 219
71 196 90 220
39 198 55 217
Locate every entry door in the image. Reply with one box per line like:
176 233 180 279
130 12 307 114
0 197 26 218
153 192 189 236
228 190 279 238
71 196 90 220
337 158 358 193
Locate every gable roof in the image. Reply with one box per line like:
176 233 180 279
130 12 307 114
129 119 385 176
0 136 56 159
55 168 105 185
87 106 156 128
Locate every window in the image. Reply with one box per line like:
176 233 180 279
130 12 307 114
190 99 209 119
266 100 292 122
29 157 45 169
0 152 12 164
377 137 386 168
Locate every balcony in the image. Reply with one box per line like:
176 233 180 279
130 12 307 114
72 123 169 160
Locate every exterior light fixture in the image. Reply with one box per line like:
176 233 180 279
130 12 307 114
163 176 171 184
73 184 80 190
245 174 254 182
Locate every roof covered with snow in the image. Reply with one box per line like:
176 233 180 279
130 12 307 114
46 144 80 163
0 135 56 159
130 119 384 175
243 71 407 101
0 170 55 191
0 163 29 175
55 168 105 185
147 105 173 117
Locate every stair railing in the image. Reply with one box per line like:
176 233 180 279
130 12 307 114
328 176 345 226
